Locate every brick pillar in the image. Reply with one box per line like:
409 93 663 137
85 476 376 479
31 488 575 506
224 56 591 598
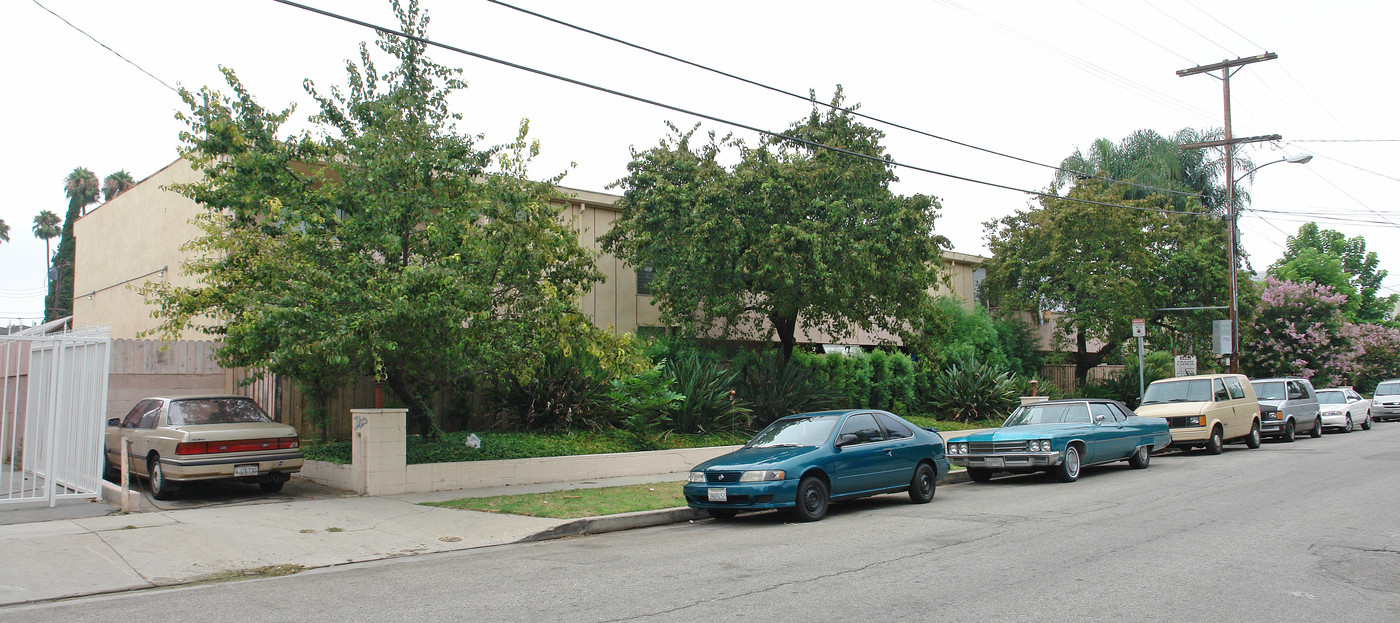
350 408 407 496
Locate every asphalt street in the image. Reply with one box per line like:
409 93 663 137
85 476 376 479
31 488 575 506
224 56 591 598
10 422 1400 622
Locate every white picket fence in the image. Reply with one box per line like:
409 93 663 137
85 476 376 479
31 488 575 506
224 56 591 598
1 327 112 507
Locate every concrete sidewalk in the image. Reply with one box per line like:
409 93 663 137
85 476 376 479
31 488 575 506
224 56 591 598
0 473 697 607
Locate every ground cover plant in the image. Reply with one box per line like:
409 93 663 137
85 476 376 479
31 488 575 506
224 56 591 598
423 482 687 519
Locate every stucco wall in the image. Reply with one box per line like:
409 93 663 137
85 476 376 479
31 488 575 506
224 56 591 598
72 160 214 341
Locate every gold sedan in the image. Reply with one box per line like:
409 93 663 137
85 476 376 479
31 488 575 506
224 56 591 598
104 395 303 500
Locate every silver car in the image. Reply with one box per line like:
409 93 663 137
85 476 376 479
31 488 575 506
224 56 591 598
1372 380 1400 422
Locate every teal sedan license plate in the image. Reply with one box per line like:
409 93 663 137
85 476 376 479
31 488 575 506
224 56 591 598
708 487 728 502
985 457 1005 468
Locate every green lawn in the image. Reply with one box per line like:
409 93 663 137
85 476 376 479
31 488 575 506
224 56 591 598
423 481 688 519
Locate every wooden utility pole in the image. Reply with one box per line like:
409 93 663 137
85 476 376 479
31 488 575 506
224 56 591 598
1177 53 1280 374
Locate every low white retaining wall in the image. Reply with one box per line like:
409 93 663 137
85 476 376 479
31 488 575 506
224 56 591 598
300 409 740 495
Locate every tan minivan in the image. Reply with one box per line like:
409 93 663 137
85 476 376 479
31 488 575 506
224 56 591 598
1135 373 1262 454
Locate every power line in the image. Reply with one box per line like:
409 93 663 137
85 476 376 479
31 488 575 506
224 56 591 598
31 0 177 93
1291 139 1400 143
269 0 1215 218
486 0 1211 205
1146 0 1236 57
1077 0 1194 64
1283 142 1400 184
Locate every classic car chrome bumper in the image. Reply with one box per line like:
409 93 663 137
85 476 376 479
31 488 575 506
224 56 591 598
947 451 1061 469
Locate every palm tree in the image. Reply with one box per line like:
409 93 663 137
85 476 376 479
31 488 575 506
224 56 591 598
102 170 137 202
32 210 61 275
1053 128 1251 215
0 218 9 243
45 167 100 321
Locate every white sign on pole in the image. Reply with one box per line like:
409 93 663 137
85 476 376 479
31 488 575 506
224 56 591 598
1212 320 1233 354
1174 355 1198 377
1132 318 1146 338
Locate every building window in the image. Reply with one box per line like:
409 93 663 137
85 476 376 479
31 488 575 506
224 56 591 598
636 263 656 296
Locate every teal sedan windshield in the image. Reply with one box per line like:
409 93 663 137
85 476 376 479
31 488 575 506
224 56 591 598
1004 402 1092 426
746 415 840 448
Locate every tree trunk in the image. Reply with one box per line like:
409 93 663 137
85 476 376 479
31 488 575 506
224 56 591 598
385 369 444 439
1073 332 1115 386
771 313 798 364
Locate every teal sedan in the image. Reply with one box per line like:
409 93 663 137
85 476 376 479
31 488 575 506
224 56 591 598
946 399 1171 483
684 410 950 522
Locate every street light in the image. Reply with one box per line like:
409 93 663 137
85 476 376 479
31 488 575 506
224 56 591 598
1225 153 1313 373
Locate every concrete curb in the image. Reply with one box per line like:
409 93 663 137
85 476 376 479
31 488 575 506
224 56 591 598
520 470 973 542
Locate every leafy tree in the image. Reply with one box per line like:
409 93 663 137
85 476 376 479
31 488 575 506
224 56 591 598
1341 323 1400 393
985 178 1225 383
603 89 947 362
1242 277 1351 387
1268 222 1395 324
0 218 8 243
102 170 137 202
142 0 601 437
45 167 99 321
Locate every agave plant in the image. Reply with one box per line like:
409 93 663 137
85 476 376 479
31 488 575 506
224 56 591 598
666 352 751 434
926 355 1019 423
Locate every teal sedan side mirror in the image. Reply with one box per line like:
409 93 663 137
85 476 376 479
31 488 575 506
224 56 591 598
835 433 859 448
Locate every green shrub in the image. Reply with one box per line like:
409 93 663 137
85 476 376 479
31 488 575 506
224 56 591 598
1077 352 1173 408
737 351 843 426
489 350 614 431
926 355 1019 423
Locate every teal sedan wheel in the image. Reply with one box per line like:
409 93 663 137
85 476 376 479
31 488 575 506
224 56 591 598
1053 445 1081 483
1128 445 1150 469
908 463 936 504
790 476 829 522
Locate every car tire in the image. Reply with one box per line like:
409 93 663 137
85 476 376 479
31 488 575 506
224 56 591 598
1310 416 1323 438
148 455 178 501
1362 412 1373 430
967 467 993 483
1343 416 1353 433
908 463 937 504
102 450 120 483
1282 420 1296 443
1128 445 1151 469
1205 426 1224 455
1245 421 1262 449
790 476 829 522
259 479 286 493
706 508 739 520
1053 445 1081 482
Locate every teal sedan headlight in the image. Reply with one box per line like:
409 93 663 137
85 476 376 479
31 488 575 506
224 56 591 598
688 471 707 483
739 470 785 482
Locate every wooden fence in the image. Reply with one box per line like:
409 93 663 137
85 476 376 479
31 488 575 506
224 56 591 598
1039 364 1125 394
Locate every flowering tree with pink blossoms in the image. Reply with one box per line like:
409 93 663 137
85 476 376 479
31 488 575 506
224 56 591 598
1243 277 1352 387
1340 322 1400 393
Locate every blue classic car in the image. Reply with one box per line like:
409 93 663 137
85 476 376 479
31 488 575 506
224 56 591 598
683 410 951 522
945 399 1171 483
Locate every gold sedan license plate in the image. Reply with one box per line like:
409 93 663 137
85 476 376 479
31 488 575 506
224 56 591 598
234 464 259 477
708 487 728 502
985 457 1005 468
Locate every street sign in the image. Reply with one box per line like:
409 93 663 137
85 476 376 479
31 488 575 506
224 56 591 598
1175 355 1197 377
1132 319 1146 338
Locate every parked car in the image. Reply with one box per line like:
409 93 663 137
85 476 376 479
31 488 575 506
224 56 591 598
104 395 303 500
945 399 1170 483
1317 388 1372 432
1136 373 1262 454
1250 377 1322 441
683 410 949 522
1372 379 1400 422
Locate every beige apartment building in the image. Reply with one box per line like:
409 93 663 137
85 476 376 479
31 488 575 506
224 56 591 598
74 158 987 346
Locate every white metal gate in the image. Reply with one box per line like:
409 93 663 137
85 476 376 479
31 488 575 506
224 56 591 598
1 328 112 507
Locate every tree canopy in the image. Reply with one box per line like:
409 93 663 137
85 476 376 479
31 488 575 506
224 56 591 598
602 89 948 362
1268 222 1395 324
45 167 99 321
142 0 601 436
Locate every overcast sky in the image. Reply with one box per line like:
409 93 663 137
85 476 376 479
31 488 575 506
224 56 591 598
3 0 1396 327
